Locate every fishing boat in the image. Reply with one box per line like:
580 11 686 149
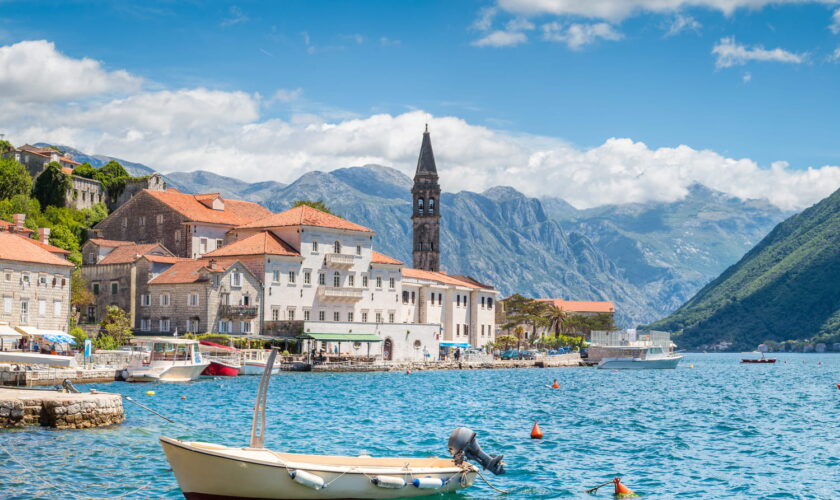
741 353 777 364
123 338 209 382
199 340 241 376
161 349 506 498
238 348 281 375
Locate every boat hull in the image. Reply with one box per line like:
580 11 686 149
598 355 682 370
239 362 280 376
203 360 241 377
160 437 476 499
126 362 210 382
741 359 776 364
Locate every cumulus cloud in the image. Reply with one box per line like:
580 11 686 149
828 47 840 61
272 88 303 103
496 0 834 22
542 22 622 49
712 36 805 68
665 13 701 36
0 40 140 102
472 30 528 47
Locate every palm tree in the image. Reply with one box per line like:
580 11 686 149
543 304 568 337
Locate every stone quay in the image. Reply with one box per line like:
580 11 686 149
0 388 124 429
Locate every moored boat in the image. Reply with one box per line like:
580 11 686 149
597 346 683 370
238 348 280 375
741 357 776 364
124 338 209 382
592 330 682 370
199 340 241 376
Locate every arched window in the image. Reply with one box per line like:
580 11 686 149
416 198 424 215
333 272 340 287
333 241 341 254
428 198 435 215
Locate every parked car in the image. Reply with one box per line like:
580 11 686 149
500 349 521 360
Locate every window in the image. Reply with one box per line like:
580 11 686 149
110 282 119 294
272 309 280 321
159 319 170 332
456 295 461 307
21 273 29 285
389 277 395 289
304 271 311 285
376 277 382 288
140 319 150 331
188 293 199 307
216 239 223 249
241 295 250 306
333 241 341 254
312 241 319 252
411 291 415 304
356 245 361 256
318 310 325 321
4 273 10 281
333 272 340 287
288 309 295 321
456 324 460 336
333 311 340 322
139 216 145 226
428 198 435 215
362 312 368 322
481 325 485 336
141 294 151 306
304 310 310 321
231 272 242 287
348 274 355 287
39 275 47 286
318 273 325 285
481 297 486 308
241 321 252 334
362 276 368 287
3 297 11 314
288 271 296 284
156 214 164 224
348 312 354 322
200 238 208 254
160 293 170 306
174 230 181 243
430 293 436 306
19 300 28 323
417 198 424 215
402 291 409 304
121 218 127 228
464 325 469 337
186 319 199 332
93 283 101 295
388 312 394 323
273 270 280 282
375 312 383 323
220 293 230 305
487 298 493 309
38 299 46 317
218 321 229 333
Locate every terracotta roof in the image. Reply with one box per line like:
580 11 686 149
0 220 34 234
204 231 299 258
0 232 74 267
402 268 488 289
143 255 190 264
25 237 70 255
149 257 242 284
238 205 373 233
62 167 74 175
144 189 272 226
87 238 135 248
449 274 494 289
536 298 615 314
371 251 403 265
98 244 166 265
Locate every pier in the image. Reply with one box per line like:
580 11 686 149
0 388 124 429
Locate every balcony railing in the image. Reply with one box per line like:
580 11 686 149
219 304 259 318
317 286 364 301
325 253 355 267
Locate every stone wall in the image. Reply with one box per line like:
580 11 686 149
0 389 123 429
66 176 106 210
108 174 166 212
0 259 72 331
94 191 191 257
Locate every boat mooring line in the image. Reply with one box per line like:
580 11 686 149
477 469 510 494
123 395 176 423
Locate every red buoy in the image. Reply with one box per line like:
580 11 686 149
614 477 635 497
836 383 840 390
530 421 543 439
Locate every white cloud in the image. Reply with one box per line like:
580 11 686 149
472 30 528 47
828 47 840 61
542 22 623 50
830 8 840 33
220 6 248 28
473 7 498 31
272 88 303 103
0 40 140 102
712 36 805 68
665 13 701 36
496 0 834 22
742 71 752 82
3 40 839 212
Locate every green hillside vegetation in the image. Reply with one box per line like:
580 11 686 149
648 187 840 351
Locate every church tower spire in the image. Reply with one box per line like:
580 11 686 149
411 125 441 271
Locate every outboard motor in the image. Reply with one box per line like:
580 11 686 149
448 427 505 475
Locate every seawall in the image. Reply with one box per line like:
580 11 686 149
0 388 124 429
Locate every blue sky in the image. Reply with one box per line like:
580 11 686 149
1 0 839 209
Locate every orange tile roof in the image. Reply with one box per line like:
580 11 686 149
238 205 373 233
98 244 166 265
148 257 242 284
144 189 272 226
24 237 70 255
402 268 491 289
62 167 74 175
0 220 34 234
371 251 403 265
143 255 190 264
0 232 74 267
87 238 135 248
204 231 299 258
449 274 494 289
536 298 615 314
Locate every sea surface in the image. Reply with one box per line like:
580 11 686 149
1 353 839 499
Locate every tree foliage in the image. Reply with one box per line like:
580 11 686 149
293 200 333 214
0 157 32 200
71 269 95 311
32 162 71 208
97 306 133 349
0 140 14 155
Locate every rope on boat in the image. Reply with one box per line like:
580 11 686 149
585 480 613 494
0 440 152 499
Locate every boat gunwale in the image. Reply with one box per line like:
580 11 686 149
160 436 475 476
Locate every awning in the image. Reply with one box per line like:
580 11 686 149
15 327 76 345
0 324 21 339
439 342 471 348
299 333 382 343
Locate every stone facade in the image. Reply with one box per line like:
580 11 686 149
108 173 166 211
411 128 441 272
93 191 190 256
0 260 72 331
66 175 106 210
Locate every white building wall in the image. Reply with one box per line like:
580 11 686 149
301 321 439 362
191 224 230 258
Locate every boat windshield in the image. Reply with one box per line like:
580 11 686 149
648 347 663 355
150 342 191 361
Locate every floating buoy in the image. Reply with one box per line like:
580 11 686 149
372 475 406 489
689 364 694 369
551 379 560 389
614 477 636 497
530 421 543 439
836 383 840 390
406 369 411 375
146 391 155 396
181 395 187 400
412 477 444 489
289 469 325 490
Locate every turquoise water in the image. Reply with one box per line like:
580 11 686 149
2 353 839 499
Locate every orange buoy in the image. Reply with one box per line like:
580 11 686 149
406 369 411 374
551 379 560 389
614 477 635 497
530 421 543 439
836 383 840 390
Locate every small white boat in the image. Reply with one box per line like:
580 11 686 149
238 349 280 375
161 349 505 498
597 346 682 370
124 338 209 382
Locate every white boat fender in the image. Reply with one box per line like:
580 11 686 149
371 475 406 489
412 477 444 489
289 469 325 490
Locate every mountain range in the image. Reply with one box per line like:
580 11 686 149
47 145 790 327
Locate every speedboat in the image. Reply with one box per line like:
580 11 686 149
199 340 241 376
238 348 281 375
161 350 506 498
597 346 682 369
123 338 209 382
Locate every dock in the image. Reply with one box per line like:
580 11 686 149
0 388 124 429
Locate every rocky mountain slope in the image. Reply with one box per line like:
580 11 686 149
647 188 840 350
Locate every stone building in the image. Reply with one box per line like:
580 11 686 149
92 189 271 259
13 145 81 178
66 174 106 210
108 174 166 212
411 126 441 272
144 258 263 336
0 232 74 333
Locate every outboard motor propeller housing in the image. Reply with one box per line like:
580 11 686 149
448 427 505 475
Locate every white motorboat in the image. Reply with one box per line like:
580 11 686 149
597 346 682 369
238 348 280 375
123 338 209 382
161 350 506 498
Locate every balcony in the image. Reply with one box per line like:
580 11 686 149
325 253 355 268
219 304 259 318
317 286 364 302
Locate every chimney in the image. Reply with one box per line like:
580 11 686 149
208 259 217 269
13 214 25 230
38 227 50 244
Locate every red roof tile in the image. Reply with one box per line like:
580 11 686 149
535 298 615 314
25 237 70 255
204 232 299 258
98 244 168 265
87 238 135 248
143 255 190 264
0 232 74 267
449 274 494 289
402 268 488 289
0 220 34 234
144 189 272 226
148 257 242 284
238 205 373 233
371 251 403 265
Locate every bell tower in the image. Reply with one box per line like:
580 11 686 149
411 125 441 271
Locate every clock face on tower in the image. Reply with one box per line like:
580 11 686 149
411 127 441 272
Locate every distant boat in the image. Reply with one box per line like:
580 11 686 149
597 346 683 369
198 340 241 376
741 353 776 364
592 330 682 370
238 348 281 375
123 338 209 382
